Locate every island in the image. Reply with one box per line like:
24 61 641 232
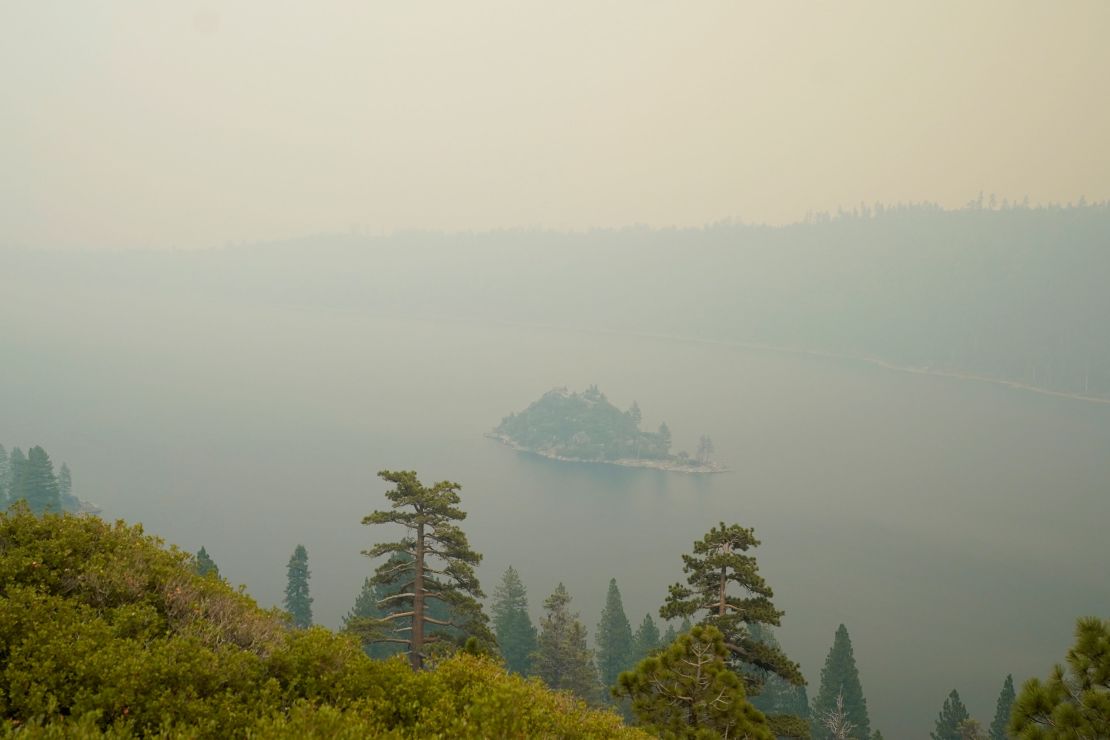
488 385 726 473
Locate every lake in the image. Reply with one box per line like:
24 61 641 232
3 294 1108 738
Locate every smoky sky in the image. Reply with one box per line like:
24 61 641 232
2 1 1109 249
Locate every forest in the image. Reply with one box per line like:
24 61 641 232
0 463 1104 738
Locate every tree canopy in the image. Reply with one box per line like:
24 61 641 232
811 624 870 740
284 544 313 628
491 565 538 675
532 582 602 704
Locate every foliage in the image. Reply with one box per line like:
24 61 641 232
748 624 810 739
0 507 646 738
10 446 61 515
596 578 635 689
989 674 1015 740
491 565 537 675
494 386 675 462
357 470 492 669
931 689 971 740
284 544 313 628
661 522 804 692
613 624 774 740
532 582 602 704
1009 617 1110 739
811 624 869 739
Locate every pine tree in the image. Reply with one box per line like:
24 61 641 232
811 624 870 739
596 578 634 689
0 444 10 506
7 448 26 508
57 462 78 512
1010 617 1110 738
491 565 537 675
661 522 804 692
194 547 219 578
284 544 313 628
662 622 678 646
749 624 810 738
931 689 970 740
613 624 774 739
988 674 1014 740
16 446 61 515
360 470 491 669
632 613 662 663
532 583 601 703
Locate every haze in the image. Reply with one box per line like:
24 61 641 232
3 1 1109 249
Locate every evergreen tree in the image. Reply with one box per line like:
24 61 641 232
532 583 601 703
359 470 491 670
631 614 661 663
15 446 61 515
811 624 870 740
679 616 692 634
662 622 678 646
661 522 804 692
988 674 1014 740
344 575 400 659
596 578 635 689
1010 617 1110 738
613 624 774 739
7 448 26 508
0 444 9 506
57 462 78 512
194 547 219 578
749 624 811 738
284 544 313 628
931 689 970 740
491 565 537 675
872 732 885 740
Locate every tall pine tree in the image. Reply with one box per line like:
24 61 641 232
284 544 313 628
931 689 970 740
631 613 662 663
532 583 601 703
0 444 9 507
491 565 537 675
989 674 1014 740
360 470 491 669
596 578 634 689
811 624 870 740
661 522 804 690
17 446 60 515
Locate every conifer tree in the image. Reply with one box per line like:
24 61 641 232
532 583 601 703
988 674 1014 740
194 547 219 578
811 624 870 739
57 462 77 512
1009 617 1110 738
491 565 537 675
7 448 26 506
632 613 661 663
931 689 970 740
284 544 313 628
0 444 9 506
360 470 491 670
749 624 810 738
661 522 804 691
17 446 60 515
613 624 774 739
662 622 678 646
679 616 692 634
596 578 635 689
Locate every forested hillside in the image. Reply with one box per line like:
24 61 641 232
7 202 1108 399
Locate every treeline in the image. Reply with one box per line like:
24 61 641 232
0 443 84 514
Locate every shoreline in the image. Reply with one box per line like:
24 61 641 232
486 433 729 474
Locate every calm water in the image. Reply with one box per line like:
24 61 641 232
3 296 1108 737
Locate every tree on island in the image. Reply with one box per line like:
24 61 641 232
532 583 601 703
613 624 774 739
194 547 220 578
491 565 537 675
284 544 313 628
596 578 635 689
931 689 971 740
696 435 715 464
358 470 492 669
811 624 870 740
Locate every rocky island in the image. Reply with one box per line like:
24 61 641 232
489 386 726 473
